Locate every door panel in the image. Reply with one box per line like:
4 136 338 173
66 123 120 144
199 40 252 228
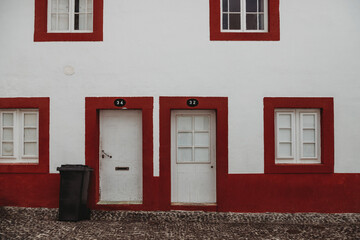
171 110 216 204
99 110 142 203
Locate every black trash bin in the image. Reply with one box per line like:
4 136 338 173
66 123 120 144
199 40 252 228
57 164 93 221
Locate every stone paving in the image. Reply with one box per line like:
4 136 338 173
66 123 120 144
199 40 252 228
0 207 359 239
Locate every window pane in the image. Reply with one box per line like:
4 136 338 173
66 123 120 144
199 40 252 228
58 0 69 13
194 133 209 147
51 14 57 30
2 142 13 156
246 0 257 12
246 14 257 30
87 13 93 30
259 14 264 30
177 133 192 147
303 115 315 128
195 148 210 162
229 14 241 30
24 129 37 141
87 0 93 12
177 148 193 162
24 143 38 156
223 14 229 30
303 143 315 157
278 129 291 142
258 0 264 12
58 14 70 30
24 114 37 127
195 116 209 131
2 113 14 126
78 13 87 30
278 143 291 157
51 0 58 12
229 0 240 12
222 0 228 12
177 116 192 131
2 128 13 141
277 114 291 128
79 0 87 12
303 129 315 142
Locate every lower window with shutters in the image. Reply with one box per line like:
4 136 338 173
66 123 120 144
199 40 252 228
0 110 39 163
264 97 334 174
0 98 49 173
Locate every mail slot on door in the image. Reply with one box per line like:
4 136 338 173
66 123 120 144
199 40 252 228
115 167 130 171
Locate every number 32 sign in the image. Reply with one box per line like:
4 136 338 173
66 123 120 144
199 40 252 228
187 98 199 107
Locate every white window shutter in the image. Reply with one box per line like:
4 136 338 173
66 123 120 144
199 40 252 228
275 111 295 160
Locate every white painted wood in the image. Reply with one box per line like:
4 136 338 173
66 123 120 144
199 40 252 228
221 0 268 32
0 110 39 163
48 0 93 32
99 110 143 203
275 109 321 164
171 110 216 204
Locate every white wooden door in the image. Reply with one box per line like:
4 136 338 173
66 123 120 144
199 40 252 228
171 110 216 204
99 110 142 204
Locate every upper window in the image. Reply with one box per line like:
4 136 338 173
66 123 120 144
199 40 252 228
264 98 334 174
222 0 267 32
34 0 103 41
210 0 279 41
48 0 93 33
1 110 39 163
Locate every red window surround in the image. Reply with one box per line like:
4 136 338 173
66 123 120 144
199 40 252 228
34 0 103 42
0 98 50 173
264 97 334 174
159 97 228 211
85 97 154 210
209 0 280 41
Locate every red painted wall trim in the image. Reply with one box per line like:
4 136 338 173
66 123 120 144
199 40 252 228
0 98 50 174
224 174 360 213
34 0 103 42
1 173 359 213
159 97 228 211
210 0 280 41
85 97 156 211
264 97 334 174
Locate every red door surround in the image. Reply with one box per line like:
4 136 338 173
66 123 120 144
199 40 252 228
85 97 155 210
159 97 229 211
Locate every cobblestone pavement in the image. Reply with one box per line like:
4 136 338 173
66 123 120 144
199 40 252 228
0 207 359 240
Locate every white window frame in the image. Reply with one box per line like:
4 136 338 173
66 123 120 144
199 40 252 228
275 109 321 164
220 0 268 33
47 0 93 33
175 113 214 164
0 109 39 164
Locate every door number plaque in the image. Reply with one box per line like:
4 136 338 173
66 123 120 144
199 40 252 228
187 98 199 107
114 99 126 107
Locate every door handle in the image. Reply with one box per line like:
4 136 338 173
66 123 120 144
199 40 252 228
101 150 112 159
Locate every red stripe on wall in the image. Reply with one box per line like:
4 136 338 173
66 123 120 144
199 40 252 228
1 173 359 212
0 174 60 208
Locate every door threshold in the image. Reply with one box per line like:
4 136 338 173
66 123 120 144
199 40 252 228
171 202 217 206
98 201 142 205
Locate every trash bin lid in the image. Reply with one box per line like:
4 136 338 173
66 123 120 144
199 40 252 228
57 164 93 172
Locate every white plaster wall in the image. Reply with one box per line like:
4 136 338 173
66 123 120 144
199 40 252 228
0 0 359 174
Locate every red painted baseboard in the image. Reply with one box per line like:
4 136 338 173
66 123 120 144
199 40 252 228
0 174 60 208
1 173 359 213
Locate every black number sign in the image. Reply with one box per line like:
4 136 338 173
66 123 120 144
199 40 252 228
114 99 126 107
187 98 199 107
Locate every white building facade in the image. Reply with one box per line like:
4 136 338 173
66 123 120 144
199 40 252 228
0 0 359 212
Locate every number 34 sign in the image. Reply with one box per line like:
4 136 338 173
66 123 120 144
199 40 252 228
114 99 126 107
